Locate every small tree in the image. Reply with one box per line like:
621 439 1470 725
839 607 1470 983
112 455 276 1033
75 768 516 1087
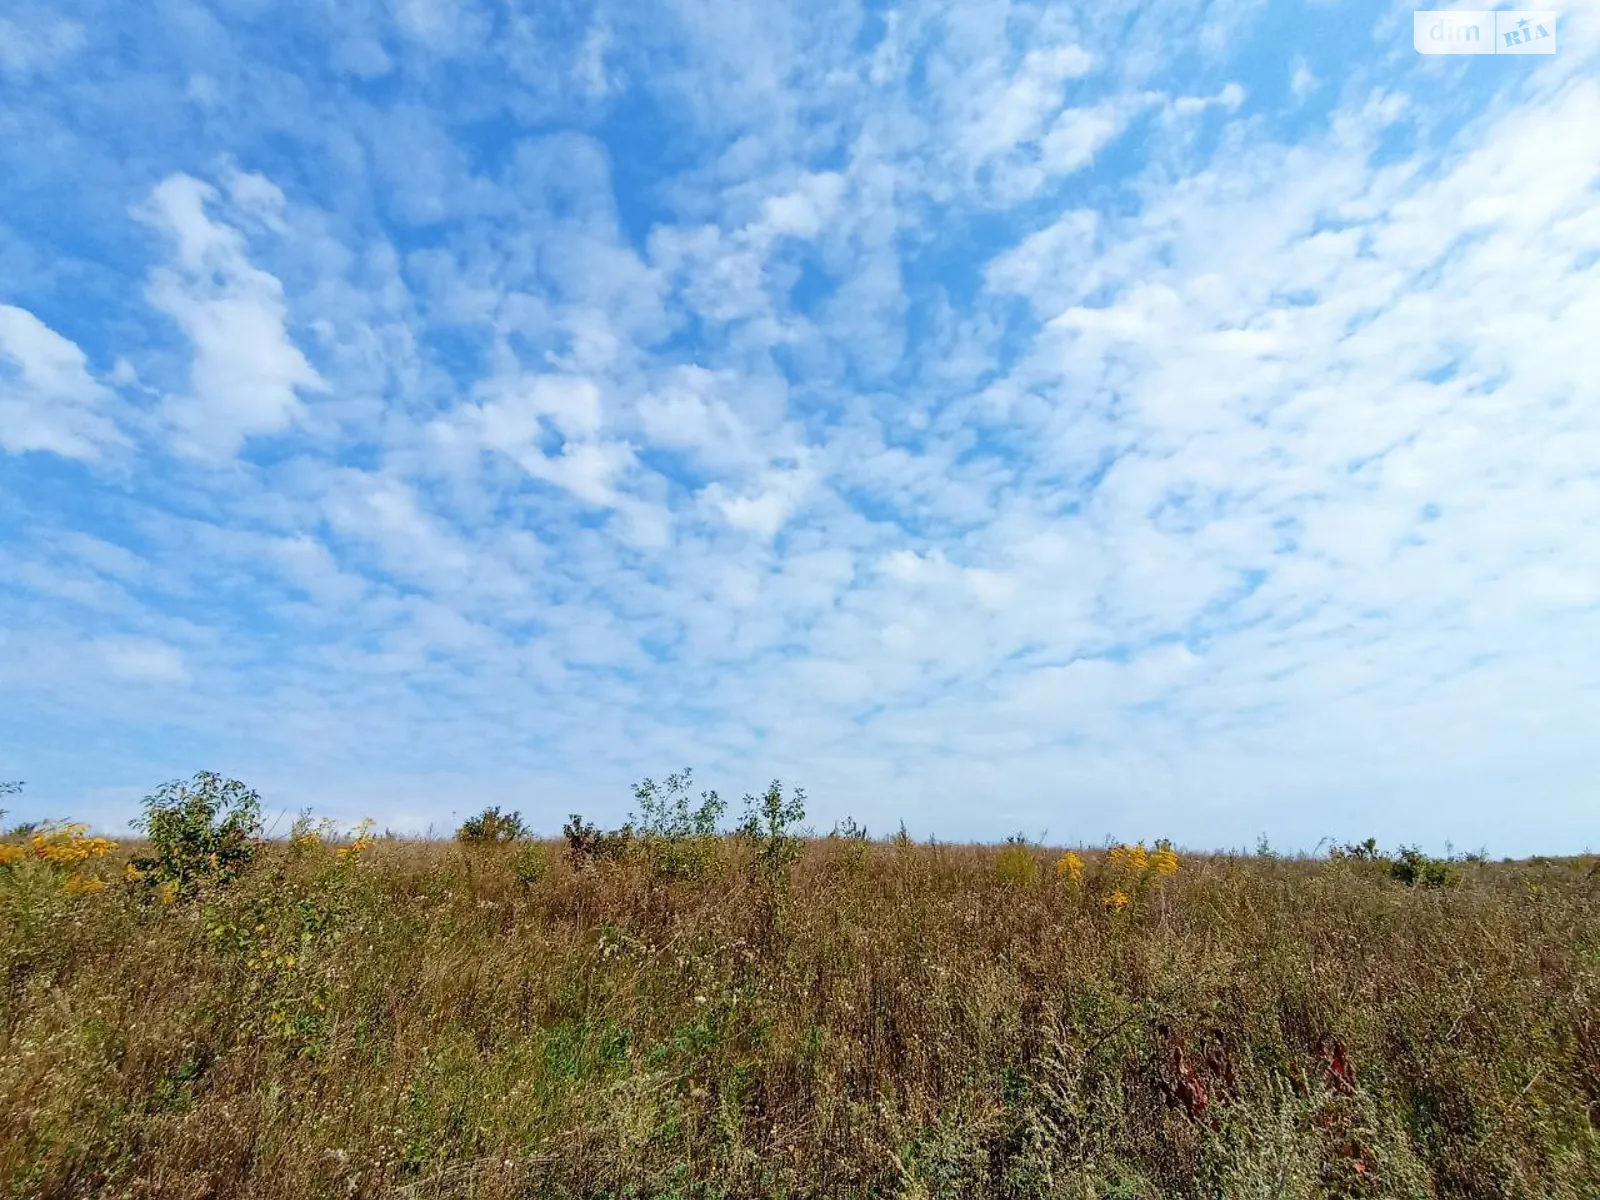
738 780 806 947
630 768 725 881
130 771 262 900
739 780 806 884
456 806 527 845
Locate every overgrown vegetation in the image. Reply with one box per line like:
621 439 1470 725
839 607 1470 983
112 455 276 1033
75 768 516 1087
1333 838 1465 889
456 806 529 846
127 771 263 901
1 775 1596 1199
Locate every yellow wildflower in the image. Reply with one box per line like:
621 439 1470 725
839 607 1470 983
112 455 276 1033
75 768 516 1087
64 873 106 895
156 880 180 906
1151 847 1180 877
124 863 145 883
1106 843 1148 873
336 819 376 862
1105 889 1131 911
1054 851 1084 883
0 844 25 867
27 824 117 866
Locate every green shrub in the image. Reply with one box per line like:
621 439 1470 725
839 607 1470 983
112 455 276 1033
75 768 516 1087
738 780 805 884
1334 837 1385 863
511 842 550 889
455 806 527 845
130 771 262 900
995 834 1041 886
629 769 725 881
562 813 633 868
1389 845 1462 889
830 816 871 872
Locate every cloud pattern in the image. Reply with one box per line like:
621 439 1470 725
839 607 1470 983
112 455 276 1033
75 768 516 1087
1 0 1597 852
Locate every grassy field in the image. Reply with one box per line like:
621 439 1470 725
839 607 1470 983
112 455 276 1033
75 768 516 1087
1 787 1597 1198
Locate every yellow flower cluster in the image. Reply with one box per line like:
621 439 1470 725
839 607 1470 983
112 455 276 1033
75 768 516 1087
27 824 118 866
1105 841 1182 878
1107 843 1150 874
1105 889 1132 911
0 824 118 898
335 819 376 862
1054 851 1085 883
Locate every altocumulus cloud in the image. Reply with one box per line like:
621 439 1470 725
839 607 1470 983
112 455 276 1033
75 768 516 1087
0 0 1597 853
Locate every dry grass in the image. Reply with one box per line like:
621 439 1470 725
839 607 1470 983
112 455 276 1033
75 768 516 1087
2 833 1597 1198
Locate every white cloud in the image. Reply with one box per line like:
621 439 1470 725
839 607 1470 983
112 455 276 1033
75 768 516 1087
702 464 816 541
1290 58 1317 102
136 174 328 459
390 0 488 54
98 638 189 685
0 306 126 459
955 43 1096 167
0 15 84 79
1039 102 1127 174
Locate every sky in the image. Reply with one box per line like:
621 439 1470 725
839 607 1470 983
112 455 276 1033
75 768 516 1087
1 0 1597 854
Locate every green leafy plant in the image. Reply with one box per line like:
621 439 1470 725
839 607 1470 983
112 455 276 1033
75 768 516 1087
995 833 1041 887
629 768 725 882
1333 838 1385 863
562 813 634 868
1389 845 1462 889
738 779 806 884
511 842 550 889
130 771 262 900
455 806 528 845
830 816 871 872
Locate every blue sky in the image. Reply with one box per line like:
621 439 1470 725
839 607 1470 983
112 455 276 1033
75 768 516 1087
1 0 1597 852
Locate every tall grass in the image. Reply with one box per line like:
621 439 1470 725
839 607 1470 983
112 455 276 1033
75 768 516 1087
2 832 1596 1198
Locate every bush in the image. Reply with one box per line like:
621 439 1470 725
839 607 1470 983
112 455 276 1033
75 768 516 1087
830 816 871 872
1335 837 1385 863
738 780 805 883
995 834 1040 886
562 813 633 868
130 771 262 900
630 769 725 881
456 806 527 845
1389 845 1462 889
511 842 550 889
